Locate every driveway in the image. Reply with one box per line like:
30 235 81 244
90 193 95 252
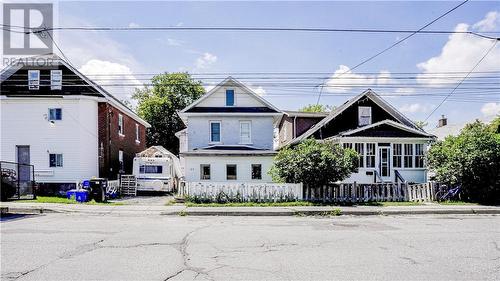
112 194 174 206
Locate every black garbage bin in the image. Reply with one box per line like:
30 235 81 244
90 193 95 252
89 178 107 202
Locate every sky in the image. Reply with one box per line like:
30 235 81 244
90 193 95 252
4 1 500 129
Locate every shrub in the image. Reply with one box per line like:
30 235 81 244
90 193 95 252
270 139 358 188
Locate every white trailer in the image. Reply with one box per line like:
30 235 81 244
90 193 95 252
132 146 183 193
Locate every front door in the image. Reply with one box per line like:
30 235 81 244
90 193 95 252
16 145 31 187
379 147 391 180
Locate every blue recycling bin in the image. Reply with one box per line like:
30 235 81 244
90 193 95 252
75 190 89 203
66 189 78 200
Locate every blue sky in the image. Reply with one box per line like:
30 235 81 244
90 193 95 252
51 1 500 128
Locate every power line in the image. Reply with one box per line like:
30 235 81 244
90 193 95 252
424 40 499 121
316 0 472 104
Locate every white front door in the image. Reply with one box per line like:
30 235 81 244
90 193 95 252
379 147 391 180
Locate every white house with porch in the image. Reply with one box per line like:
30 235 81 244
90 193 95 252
287 89 435 184
176 77 283 183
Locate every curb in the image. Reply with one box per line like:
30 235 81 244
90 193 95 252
3 206 500 216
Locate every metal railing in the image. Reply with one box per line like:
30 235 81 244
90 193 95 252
0 161 36 200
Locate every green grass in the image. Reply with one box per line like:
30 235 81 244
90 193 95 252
437 200 478 205
16 196 125 205
361 201 425 207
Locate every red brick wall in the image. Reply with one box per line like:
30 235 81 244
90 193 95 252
98 102 147 180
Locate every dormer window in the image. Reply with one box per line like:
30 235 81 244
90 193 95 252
28 70 40 90
358 106 372 126
225 89 234 106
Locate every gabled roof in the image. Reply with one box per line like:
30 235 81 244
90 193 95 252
283 110 330 118
179 76 281 114
286 89 425 146
335 120 434 138
0 53 151 128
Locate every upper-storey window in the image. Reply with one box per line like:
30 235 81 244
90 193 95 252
239 121 252 144
210 121 221 143
358 106 372 126
135 124 140 142
50 70 62 90
28 70 40 90
226 89 235 106
118 114 124 135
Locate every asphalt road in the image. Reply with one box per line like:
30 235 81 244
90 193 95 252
1 214 499 281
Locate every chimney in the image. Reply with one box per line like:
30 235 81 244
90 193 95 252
438 115 447 127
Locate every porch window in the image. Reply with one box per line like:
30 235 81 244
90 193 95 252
404 144 413 168
210 121 221 143
415 144 425 168
343 143 352 150
393 144 402 168
200 164 211 180
139 165 163 174
226 164 237 180
366 143 375 168
251 164 262 180
358 106 372 126
354 143 364 168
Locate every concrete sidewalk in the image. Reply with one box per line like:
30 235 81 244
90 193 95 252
1 201 500 216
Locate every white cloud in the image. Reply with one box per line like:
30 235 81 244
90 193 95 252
251 86 266 96
167 38 184 46
325 65 392 93
128 22 140 28
417 11 500 86
195 52 217 70
472 11 500 32
399 103 429 114
481 102 500 117
79 59 142 103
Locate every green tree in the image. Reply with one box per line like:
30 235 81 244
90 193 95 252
299 104 332 113
427 120 500 204
488 115 500 133
133 72 205 154
270 139 358 188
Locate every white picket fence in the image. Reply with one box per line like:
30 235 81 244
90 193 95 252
304 182 435 202
179 182 303 202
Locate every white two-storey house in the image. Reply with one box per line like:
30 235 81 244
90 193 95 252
177 77 282 182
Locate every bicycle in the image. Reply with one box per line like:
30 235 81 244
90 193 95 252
435 184 462 202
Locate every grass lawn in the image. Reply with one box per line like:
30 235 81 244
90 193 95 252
437 200 478 205
16 196 125 205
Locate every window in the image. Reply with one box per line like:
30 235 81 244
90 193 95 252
210 121 221 143
200 164 211 180
50 70 62 90
415 144 425 168
118 114 124 135
48 108 62 121
358 106 372 126
49 154 63 167
343 143 352 150
139 165 163 174
226 164 237 180
28 70 40 90
226 89 235 106
251 164 262 180
240 121 251 144
366 143 376 168
393 144 402 168
354 143 364 168
135 124 140 142
404 144 413 168
118 150 124 171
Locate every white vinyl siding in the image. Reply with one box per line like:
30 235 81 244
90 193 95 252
239 121 252 144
